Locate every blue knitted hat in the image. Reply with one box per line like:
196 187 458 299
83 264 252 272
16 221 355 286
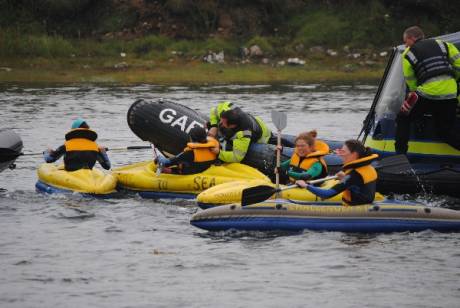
71 118 88 129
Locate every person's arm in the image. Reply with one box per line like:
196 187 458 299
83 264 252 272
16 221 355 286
307 171 364 199
209 107 219 127
287 161 323 180
280 159 291 171
402 51 417 92
97 148 111 170
446 42 460 81
208 126 218 137
305 184 342 199
210 102 233 127
167 150 194 166
218 131 251 163
43 145 65 163
297 171 352 199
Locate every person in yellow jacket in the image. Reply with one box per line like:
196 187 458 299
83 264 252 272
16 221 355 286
296 140 378 206
277 130 328 183
395 26 460 154
207 101 272 163
156 126 219 174
43 118 111 171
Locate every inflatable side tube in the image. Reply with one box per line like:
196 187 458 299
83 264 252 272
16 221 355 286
36 181 118 199
377 163 460 197
190 202 460 233
0 128 23 172
243 143 290 176
127 99 207 155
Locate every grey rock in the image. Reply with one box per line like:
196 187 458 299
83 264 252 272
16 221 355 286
249 45 263 57
114 62 128 69
309 46 325 54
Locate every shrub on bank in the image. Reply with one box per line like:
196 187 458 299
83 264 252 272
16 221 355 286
0 30 75 57
131 35 174 55
0 28 389 66
245 36 274 56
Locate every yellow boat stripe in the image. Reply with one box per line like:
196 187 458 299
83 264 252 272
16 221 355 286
365 139 460 156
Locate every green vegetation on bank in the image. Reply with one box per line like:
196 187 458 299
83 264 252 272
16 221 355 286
0 0 457 84
0 58 384 85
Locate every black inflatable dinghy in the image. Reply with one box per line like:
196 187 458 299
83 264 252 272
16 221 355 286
0 128 23 172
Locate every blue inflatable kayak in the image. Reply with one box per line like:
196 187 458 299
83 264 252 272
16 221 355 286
190 199 460 233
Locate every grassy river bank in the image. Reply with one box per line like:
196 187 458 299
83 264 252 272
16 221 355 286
0 57 384 85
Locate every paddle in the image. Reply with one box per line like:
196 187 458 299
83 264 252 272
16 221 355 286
241 175 338 206
271 110 287 198
241 154 411 206
104 145 152 152
0 145 152 158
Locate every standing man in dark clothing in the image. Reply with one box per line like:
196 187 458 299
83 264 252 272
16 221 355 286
395 26 460 154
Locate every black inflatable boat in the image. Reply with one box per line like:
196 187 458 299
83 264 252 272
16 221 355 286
0 128 23 173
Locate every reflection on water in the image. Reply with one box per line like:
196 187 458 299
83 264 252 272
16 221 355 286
1 84 460 308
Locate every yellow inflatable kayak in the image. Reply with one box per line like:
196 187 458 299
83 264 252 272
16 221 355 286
197 179 384 208
113 161 270 199
36 163 117 196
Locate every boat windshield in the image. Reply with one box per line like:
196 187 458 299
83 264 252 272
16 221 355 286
374 50 405 120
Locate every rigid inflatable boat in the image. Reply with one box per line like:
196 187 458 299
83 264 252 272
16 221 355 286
196 179 385 209
127 98 343 176
0 128 23 173
36 163 117 196
113 161 270 199
191 200 460 233
359 31 460 196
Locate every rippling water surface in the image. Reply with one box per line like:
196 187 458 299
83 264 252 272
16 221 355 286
1 84 459 308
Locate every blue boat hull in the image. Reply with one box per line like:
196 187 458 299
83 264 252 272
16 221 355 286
191 200 460 233
193 217 460 233
35 181 118 199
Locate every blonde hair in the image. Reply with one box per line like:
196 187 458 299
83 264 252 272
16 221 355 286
294 130 317 147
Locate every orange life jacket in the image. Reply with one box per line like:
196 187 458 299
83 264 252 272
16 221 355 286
341 154 378 205
63 128 99 171
289 140 329 180
64 128 99 152
184 137 219 163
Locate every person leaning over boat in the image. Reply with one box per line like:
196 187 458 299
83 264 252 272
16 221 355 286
296 140 378 206
43 118 111 171
395 26 460 154
155 126 219 174
276 130 328 183
206 101 272 163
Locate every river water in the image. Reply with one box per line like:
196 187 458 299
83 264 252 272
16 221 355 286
1 84 459 308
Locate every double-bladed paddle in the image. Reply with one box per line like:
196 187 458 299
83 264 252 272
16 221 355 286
241 154 411 206
241 175 338 206
0 145 152 159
